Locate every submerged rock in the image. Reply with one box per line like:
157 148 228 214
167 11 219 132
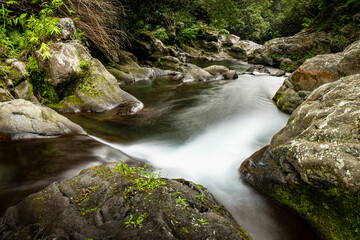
0 162 251 240
240 74 360 240
274 39 360 114
0 99 85 140
36 41 143 113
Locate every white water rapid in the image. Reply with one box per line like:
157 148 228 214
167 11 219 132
89 74 317 240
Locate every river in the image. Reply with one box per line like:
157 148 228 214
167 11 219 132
0 60 319 239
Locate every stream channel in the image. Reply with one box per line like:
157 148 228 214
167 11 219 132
0 59 319 239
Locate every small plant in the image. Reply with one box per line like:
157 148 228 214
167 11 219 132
176 196 189 207
196 191 208 202
125 213 146 228
197 218 208 225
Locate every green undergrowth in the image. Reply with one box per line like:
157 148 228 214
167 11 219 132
270 184 360 240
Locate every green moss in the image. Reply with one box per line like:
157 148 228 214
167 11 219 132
28 69 59 104
270 184 360 240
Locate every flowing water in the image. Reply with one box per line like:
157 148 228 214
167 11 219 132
0 60 319 239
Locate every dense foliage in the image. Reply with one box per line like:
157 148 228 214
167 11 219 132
121 0 360 43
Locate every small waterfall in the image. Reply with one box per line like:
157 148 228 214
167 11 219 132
90 74 314 240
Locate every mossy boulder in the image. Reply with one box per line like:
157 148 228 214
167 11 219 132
274 39 360 114
0 162 251 240
249 31 336 71
0 99 85 140
36 41 143 113
240 74 360 240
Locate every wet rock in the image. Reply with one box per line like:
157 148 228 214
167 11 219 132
36 41 143 113
273 70 286 77
274 39 360 114
203 65 229 76
240 74 360 240
224 70 238 80
245 65 271 74
181 64 213 83
0 162 251 240
57 18 76 40
0 99 85 140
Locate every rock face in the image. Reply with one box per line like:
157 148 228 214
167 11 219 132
274 40 360 114
0 162 251 240
240 74 360 240
37 41 143 113
0 99 85 140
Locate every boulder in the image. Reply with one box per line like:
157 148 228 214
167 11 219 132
13 80 39 105
57 18 76 40
249 31 337 71
224 70 238 80
245 65 271 74
233 41 261 56
203 65 229 76
0 162 251 240
222 34 240 47
273 39 360 114
203 41 220 53
130 31 170 61
0 88 12 102
1 59 26 86
36 41 143 113
181 64 213 83
273 70 286 77
0 99 85 140
240 74 360 240
228 45 248 60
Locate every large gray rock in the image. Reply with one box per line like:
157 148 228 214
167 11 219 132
240 74 360 240
36 41 143 113
0 162 251 240
0 99 85 140
274 39 360 114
